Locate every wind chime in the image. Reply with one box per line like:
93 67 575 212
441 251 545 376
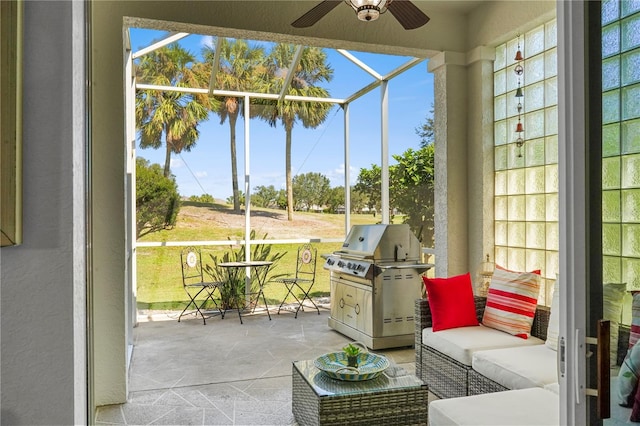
514 35 525 158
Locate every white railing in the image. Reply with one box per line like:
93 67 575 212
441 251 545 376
136 237 345 248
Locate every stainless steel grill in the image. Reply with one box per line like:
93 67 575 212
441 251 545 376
323 224 433 349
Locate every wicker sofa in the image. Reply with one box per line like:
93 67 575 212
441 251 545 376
415 296 631 400
414 296 552 399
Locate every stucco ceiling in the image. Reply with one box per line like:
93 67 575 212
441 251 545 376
122 0 556 119
123 1 495 59
123 0 555 63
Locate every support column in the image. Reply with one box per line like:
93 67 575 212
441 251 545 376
429 51 468 277
343 103 351 234
430 47 495 279
381 80 389 224
466 46 496 289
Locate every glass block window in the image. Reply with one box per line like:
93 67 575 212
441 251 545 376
602 0 640 296
494 20 558 304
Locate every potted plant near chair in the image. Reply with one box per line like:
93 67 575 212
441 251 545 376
205 230 286 310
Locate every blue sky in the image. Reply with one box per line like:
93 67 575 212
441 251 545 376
130 28 434 199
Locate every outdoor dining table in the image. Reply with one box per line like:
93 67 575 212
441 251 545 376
217 261 273 324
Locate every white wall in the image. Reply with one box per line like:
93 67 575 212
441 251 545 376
0 1 86 424
468 1 556 49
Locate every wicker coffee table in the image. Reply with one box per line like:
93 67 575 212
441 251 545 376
292 360 428 425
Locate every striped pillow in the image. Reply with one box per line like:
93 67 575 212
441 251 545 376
629 292 640 350
482 267 541 339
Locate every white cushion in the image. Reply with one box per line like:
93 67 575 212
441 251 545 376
472 345 558 389
544 382 560 394
428 388 559 425
545 274 560 350
422 325 544 366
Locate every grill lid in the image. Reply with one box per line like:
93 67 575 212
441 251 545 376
335 224 421 262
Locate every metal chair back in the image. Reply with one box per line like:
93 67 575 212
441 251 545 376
181 247 205 286
274 243 320 318
294 244 317 283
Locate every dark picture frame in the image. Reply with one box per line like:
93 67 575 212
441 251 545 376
1 0 23 247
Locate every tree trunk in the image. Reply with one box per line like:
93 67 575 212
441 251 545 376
229 111 240 212
286 123 293 221
164 132 172 178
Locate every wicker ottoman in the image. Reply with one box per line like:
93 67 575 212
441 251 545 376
292 360 428 425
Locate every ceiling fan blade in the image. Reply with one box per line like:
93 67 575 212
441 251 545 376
387 0 430 30
292 1 343 28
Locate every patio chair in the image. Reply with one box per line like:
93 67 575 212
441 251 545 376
178 247 224 325
273 244 320 318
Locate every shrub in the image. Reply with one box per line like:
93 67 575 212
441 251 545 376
136 157 180 238
189 193 215 204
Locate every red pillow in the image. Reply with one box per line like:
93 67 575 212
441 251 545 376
422 273 479 332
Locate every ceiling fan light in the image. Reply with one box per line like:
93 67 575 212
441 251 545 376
349 0 387 8
357 5 380 21
347 0 389 21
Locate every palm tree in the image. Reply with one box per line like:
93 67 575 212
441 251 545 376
135 43 215 177
201 39 266 212
263 44 334 221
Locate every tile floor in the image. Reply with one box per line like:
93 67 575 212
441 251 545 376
95 302 417 425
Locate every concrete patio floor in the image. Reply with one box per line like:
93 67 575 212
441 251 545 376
95 302 417 425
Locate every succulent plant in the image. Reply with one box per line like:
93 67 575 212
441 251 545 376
342 343 361 357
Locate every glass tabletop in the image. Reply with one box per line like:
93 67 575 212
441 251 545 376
293 359 424 397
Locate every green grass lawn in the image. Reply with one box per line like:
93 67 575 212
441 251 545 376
136 243 341 310
135 203 393 310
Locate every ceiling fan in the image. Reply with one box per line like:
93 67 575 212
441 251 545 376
291 0 430 30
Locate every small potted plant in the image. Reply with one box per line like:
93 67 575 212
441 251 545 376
343 343 361 368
